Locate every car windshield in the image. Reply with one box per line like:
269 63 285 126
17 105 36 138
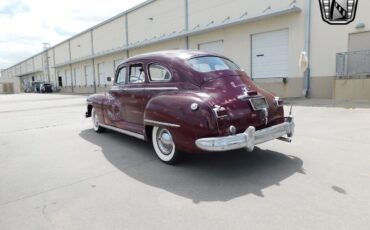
187 56 240 73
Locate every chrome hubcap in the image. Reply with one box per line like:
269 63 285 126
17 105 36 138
156 128 174 155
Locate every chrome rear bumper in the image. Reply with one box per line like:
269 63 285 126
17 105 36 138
195 117 294 152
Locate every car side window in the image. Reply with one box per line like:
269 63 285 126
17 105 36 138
116 67 126 84
129 64 145 84
149 64 172 81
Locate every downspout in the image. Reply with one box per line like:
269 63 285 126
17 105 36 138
53 48 57 89
184 0 189 49
303 0 311 97
125 13 130 58
90 30 97 93
68 40 74 93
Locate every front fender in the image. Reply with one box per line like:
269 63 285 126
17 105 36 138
86 94 106 123
144 91 218 153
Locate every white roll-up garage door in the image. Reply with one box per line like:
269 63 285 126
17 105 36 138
252 29 288 78
198 40 224 55
85 65 94 86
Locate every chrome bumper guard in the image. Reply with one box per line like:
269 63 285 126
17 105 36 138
195 116 294 152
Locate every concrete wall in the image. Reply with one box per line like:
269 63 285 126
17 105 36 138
33 54 43 72
127 0 185 44
54 42 70 65
129 38 186 56
20 62 27 75
93 15 126 54
26 59 33 74
188 0 296 29
333 78 370 100
70 32 92 60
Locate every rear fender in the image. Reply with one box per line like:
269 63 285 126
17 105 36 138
144 91 218 153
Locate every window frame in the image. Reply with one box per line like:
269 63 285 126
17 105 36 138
186 55 240 73
115 65 127 85
147 63 173 82
128 62 146 84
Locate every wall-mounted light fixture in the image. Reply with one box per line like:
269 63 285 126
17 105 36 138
263 6 271 13
355 22 365 29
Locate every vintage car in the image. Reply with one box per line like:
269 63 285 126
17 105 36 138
85 50 294 164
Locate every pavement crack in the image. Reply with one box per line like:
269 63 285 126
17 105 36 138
41 190 50 222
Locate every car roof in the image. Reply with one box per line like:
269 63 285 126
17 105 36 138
123 49 223 63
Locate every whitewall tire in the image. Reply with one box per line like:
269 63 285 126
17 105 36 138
92 108 104 133
152 126 180 164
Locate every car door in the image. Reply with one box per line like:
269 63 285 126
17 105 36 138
105 65 127 127
115 62 147 133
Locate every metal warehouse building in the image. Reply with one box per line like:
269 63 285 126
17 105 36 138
1 0 370 99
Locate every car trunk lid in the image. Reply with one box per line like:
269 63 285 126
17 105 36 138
200 73 283 136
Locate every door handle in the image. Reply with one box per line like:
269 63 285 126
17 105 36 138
256 54 265 57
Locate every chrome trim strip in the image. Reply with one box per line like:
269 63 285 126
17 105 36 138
99 124 145 140
237 94 249 100
145 87 178 91
109 87 178 92
144 119 180 128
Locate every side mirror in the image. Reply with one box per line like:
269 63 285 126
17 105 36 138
107 77 112 82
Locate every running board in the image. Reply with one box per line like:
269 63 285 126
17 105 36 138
99 124 145 140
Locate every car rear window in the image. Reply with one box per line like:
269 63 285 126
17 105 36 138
187 56 240 73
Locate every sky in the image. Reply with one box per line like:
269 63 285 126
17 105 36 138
0 0 146 70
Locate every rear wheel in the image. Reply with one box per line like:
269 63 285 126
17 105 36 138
92 108 104 133
152 127 181 164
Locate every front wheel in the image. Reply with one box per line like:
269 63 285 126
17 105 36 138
92 108 104 133
152 127 181 164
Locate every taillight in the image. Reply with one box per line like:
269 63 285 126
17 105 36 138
212 105 228 118
273 96 284 107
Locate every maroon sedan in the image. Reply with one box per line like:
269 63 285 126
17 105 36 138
85 50 294 164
